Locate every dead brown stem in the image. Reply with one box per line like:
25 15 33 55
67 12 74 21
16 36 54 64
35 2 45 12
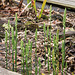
18 0 23 8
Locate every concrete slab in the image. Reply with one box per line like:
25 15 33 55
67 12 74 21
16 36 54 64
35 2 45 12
0 67 21 75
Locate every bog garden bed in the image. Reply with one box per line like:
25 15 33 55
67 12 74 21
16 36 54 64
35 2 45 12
0 0 75 75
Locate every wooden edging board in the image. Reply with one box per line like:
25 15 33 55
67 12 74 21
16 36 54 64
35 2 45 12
37 0 75 9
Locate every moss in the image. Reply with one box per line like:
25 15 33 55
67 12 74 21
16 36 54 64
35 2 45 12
25 21 39 29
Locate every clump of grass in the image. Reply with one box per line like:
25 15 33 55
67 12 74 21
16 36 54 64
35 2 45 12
5 30 8 69
15 13 18 72
8 20 11 54
11 27 14 71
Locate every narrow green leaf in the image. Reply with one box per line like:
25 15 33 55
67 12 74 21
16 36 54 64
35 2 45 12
38 0 47 19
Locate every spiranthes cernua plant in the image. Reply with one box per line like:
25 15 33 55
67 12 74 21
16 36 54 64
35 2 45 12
15 13 18 72
25 28 27 43
47 25 49 42
35 66 37 75
49 32 51 66
63 8 66 49
20 39 24 74
62 41 65 75
30 42 32 75
62 9 66 71
65 62 67 75
53 35 56 53
57 61 59 75
14 41 17 72
22 47 25 73
35 29 37 75
26 44 29 75
38 57 41 75
11 27 14 71
5 30 8 69
28 40 30 48
52 49 56 75
48 48 50 71
43 23 46 65
56 30 59 51
56 30 59 74
8 20 10 54
35 29 37 62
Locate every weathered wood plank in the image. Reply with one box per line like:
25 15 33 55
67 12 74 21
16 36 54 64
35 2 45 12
37 0 75 9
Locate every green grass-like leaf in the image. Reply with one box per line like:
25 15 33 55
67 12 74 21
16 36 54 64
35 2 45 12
11 27 14 71
63 8 66 48
22 47 25 73
15 13 18 72
38 0 47 19
26 44 29 75
8 20 11 54
20 39 24 74
35 29 37 74
52 49 56 75
48 48 50 71
43 23 46 65
38 57 41 75
62 41 65 75
5 30 8 69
